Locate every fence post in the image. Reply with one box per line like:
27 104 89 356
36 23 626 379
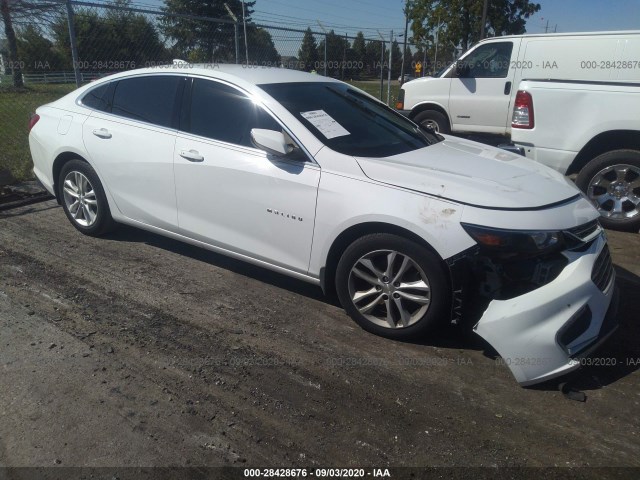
323 33 327 76
66 0 81 88
234 22 239 64
241 0 249 64
379 40 384 100
387 30 393 105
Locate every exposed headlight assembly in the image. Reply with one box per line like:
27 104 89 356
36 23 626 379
461 223 564 255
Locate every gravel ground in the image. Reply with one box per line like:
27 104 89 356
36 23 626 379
0 200 639 476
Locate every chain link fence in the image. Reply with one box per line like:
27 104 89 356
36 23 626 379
1 0 431 182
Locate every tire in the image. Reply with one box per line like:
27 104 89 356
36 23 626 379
58 159 115 236
575 149 640 232
413 110 450 134
335 233 450 340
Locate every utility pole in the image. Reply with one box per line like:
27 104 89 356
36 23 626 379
377 30 385 100
342 32 347 80
317 21 328 76
480 0 488 39
400 0 411 85
224 3 239 64
387 30 393 105
65 0 81 87
241 0 249 64
422 42 427 77
434 15 440 73
544 18 549 33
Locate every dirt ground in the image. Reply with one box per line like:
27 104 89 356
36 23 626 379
0 199 639 476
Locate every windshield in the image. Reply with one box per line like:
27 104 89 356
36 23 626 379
259 82 441 157
435 62 453 77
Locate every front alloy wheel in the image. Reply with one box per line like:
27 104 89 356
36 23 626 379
336 233 449 339
348 250 431 329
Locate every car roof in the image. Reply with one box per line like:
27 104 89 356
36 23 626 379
91 63 340 88
478 30 640 43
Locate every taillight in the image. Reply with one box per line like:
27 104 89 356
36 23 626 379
511 90 534 129
395 88 405 110
28 113 40 133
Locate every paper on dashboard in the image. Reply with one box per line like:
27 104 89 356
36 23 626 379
300 110 350 139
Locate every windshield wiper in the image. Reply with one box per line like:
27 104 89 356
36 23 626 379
325 86 435 146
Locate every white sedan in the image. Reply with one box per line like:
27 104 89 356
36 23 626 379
28 64 617 386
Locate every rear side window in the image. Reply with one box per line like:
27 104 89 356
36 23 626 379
186 78 280 147
111 76 182 128
81 83 113 112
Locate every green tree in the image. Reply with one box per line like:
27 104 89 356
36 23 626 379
161 0 254 62
298 27 318 71
103 1 168 66
317 30 350 78
52 5 168 70
16 25 65 73
247 27 280 65
351 32 367 63
52 8 112 70
410 0 540 52
364 40 385 77
1 0 23 86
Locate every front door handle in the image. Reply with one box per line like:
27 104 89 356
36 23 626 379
504 81 512 95
180 149 204 162
92 128 112 139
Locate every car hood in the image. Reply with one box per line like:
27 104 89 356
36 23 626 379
355 136 580 209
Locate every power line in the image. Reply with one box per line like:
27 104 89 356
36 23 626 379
253 10 403 32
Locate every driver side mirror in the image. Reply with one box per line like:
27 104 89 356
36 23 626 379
250 128 294 156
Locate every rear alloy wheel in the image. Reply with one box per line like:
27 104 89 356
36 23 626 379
59 159 114 236
576 150 640 232
336 234 449 339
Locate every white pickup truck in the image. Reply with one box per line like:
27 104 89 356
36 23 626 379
510 79 640 231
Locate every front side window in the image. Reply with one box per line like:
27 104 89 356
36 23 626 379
458 42 513 78
111 75 182 128
260 82 440 158
185 79 281 148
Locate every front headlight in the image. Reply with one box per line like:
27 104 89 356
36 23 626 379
461 223 564 255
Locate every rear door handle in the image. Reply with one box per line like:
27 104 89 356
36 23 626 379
504 81 512 95
92 128 112 139
180 149 204 162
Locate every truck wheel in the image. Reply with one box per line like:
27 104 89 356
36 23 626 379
413 110 450 134
575 149 640 232
335 233 450 340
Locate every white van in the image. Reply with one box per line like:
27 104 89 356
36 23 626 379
397 31 640 135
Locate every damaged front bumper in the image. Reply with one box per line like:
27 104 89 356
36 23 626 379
473 233 617 385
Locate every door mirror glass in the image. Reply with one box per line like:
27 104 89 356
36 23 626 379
251 129 294 156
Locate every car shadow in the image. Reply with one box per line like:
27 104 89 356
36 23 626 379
102 224 328 303
105 224 489 352
105 224 638 385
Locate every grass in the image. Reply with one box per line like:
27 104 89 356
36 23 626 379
0 78 401 183
0 82 75 181
348 79 401 106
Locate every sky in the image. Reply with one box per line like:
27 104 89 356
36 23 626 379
118 0 640 40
